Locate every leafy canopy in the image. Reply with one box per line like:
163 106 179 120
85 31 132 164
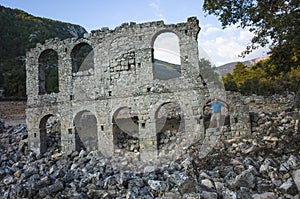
222 60 300 96
203 0 300 68
0 5 86 98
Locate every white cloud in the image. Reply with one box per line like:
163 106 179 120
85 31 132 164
154 33 180 64
149 2 159 11
146 23 269 67
202 26 220 36
240 30 254 42
148 1 164 18
199 24 270 66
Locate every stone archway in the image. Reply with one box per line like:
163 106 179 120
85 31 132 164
38 49 59 95
203 99 231 131
39 114 61 154
73 110 98 152
112 107 140 154
152 32 181 80
155 101 184 152
71 42 94 74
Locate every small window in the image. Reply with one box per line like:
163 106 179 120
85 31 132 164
142 123 146 128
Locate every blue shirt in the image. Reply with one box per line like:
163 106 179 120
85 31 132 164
210 102 223 113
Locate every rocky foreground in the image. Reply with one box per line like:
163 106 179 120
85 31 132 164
0 95 300 198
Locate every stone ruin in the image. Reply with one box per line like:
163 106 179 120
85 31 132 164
25 17 251 162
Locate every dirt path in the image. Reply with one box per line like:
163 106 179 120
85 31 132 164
0 101 26 126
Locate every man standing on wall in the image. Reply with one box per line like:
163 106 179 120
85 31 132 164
206 98 228 131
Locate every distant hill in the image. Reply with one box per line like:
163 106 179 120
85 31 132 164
216 56 269 76
153 59 181 80
0 5 87 97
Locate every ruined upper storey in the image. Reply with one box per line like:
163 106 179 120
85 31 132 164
26 17 202 106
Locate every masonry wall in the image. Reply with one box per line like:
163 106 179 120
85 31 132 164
25 17 250 161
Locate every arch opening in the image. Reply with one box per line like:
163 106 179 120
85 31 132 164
112 107 139 153
153 32 181 80
155 102 184 151
39 114 61 154
73 110 98 152
38 49 59 95
71 43 94 74
203 99 231 132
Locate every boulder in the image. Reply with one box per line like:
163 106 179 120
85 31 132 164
252 192 276 199
293 169 300 191
279 178 298 195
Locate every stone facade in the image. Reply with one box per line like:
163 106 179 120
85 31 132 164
25 17 250 161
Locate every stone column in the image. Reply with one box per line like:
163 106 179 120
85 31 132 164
26 53 39 106
26 109 41 155
60 127 75 153
139 119 158 162
98 123 114 157
28 127 41 155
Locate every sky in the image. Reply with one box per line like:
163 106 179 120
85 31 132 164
0 0 269 66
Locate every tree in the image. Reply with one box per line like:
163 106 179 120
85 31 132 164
198 58 223 88
231 62 248 87
203 0 299 63
203 0 300 108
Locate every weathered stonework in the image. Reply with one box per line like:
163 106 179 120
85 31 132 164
25 17 251 162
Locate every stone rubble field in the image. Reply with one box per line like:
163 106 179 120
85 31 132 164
0 94 300 198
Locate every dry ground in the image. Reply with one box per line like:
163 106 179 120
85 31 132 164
0 101 26 126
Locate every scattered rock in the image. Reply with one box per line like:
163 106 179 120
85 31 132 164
0 94 299 198
293 169 300 191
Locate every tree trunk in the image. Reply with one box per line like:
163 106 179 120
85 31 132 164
294 81 300 110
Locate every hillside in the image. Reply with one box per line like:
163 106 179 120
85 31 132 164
153 59 181 80
0 5 87 97
216 56 269 76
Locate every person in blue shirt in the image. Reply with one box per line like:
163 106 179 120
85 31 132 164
206 98 228 130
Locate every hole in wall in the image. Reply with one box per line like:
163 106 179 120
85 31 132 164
153 32 181 80
73 110 98 152
39 114 61 154
155 102 184 151
71 43 94 74
38 49 59 95
112 107 139 153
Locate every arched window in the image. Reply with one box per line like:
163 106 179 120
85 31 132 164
73 110 98 152
155 102 184 151
112 107 139 153
39 114 61 154
38 49 59 94
153 32 181 80
71 43 94 74
203 99 231 132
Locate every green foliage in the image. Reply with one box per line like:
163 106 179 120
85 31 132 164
223 60 300 96
0 5 87 97
3 59 26 98
203 0 300 68
224 80 238 92
199 58 223 88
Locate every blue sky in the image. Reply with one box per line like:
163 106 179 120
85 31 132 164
0 0 269 66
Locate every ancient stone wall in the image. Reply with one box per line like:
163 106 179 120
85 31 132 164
25 17 251 162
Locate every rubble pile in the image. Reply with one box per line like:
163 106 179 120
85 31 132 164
157 129 178 150
0 95 299 198
114 131 140 152
189 107 300 198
